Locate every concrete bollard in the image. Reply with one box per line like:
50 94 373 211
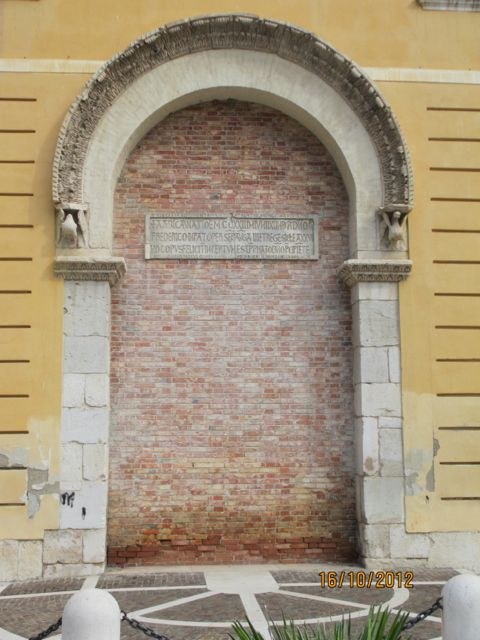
62 588 121 640
442 574 480 640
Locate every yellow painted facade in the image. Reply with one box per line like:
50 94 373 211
0 0 479 566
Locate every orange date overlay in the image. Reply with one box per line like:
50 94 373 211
319 571 414 589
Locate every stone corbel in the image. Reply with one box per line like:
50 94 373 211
54 256 126 286
338 259 412 288
55 202 89 248
377 204 410 251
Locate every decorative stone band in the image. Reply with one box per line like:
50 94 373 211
54 256 126 286
52 13 413 213
337 259 413 288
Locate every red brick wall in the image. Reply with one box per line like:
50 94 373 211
108 100 355 565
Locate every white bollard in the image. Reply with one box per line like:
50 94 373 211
61 588 121 640
442 574 480 640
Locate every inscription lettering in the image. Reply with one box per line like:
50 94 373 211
145 215 318 260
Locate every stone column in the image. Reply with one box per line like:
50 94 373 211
43 258 125 577
338 259 423 566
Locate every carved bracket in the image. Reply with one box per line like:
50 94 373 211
54 257 126 286
338 259 412 288
377 204 410 251
55 202 89 249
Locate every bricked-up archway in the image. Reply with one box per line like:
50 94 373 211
108 100 354 564
51 15 414 576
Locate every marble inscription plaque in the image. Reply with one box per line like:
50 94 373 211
145 215 318 260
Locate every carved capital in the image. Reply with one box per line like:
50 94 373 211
54 256 126 286
338 259 412 288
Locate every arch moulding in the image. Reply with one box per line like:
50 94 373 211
48 14 421 577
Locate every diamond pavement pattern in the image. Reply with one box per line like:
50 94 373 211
0 565 456 640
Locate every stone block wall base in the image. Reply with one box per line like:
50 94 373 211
360 526 480 573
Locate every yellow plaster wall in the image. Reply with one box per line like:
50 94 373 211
0 1 479 541
0 74 86 539
0 0 479 70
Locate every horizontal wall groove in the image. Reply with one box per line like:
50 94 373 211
0 430 29 434
435 292 480 297
0 290 31 294
436 358 480 362
0 465 27 470
0 360 30 363
0 129 35 134
0 225 33 229
431 197 480 202
429 137 480 143
435 325 480 329
0 160 35 164
0 325 31 329
441 497 480 501
0 394 29 398
437 393 480 397
439 461 480 465
0 502 25 507
432 229 480 234
427 107 480 112
438 426 480 430
0 257 33 262
0 97 36 102
433 260 480 264
430 167 480 173
0 193 34 197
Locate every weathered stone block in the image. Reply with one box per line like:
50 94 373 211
355 383 401 418
362 477 404 524
18 540 43 580
388 347 401 383
390 525 429 558
0 540 18 581
64 337 109 374
59 481 107 530
353 300 399 348
354 417 379 475
378 416 402 429
85 374 109 407
351 282 398 303
61 443 83 490
83 444 107 481
63 374 85 408
379 429 404 477
43 529 82 564
61 408 109 444
64 281 110 337
354 347 389 384
429 532 480 572
359 524 391 558
83 528 106 563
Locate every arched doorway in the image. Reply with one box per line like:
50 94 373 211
52 15 413 573
108 99 355 564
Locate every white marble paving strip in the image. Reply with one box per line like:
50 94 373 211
277 582 319 586
239 592 271 639
0 629 25 640
278 589 371 610
107 585 205 592
135 618 231 628
131 589 218 617
0 591 77 600
391 609 442 624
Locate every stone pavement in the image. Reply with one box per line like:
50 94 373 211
0 564 458 640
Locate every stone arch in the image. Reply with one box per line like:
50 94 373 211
52 14 413 263
52 14 415 573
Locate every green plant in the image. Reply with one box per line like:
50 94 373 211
229 607 411 640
